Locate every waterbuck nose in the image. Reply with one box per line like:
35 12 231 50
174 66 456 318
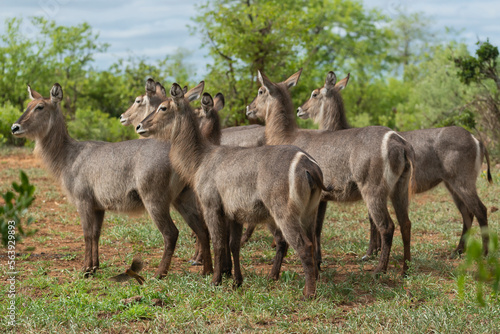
119 115 123 120
136 124 142 132
11 124 20 134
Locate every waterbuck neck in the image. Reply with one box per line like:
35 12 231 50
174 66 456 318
169 108 208 186
320 91 351 131
200 112 221 145
264 89 298 146
34 110 75 180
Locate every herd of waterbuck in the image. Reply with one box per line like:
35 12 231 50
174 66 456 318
11 69 492 298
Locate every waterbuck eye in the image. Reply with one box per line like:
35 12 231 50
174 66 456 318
312 92 318 98
136 100 141 104
258 89 263 95
160 106 167 111
35 105 44 110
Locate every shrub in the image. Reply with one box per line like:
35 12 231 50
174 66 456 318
67 107 138 142
458 228 500 305
1 171 37 247
0 103 26 146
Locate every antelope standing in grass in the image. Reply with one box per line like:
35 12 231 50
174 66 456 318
247 70 416 274
298 71 493 257
137 83 328 297
120 79 266 244
11 83 213 277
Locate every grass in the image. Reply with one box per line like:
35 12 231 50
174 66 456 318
0 146 499 333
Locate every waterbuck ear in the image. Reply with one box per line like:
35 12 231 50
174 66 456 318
145 78 156 97
213 93 225 112
185 81 204 102
283 68 302 89
257 70 275 93
201 92 214 113
325 71 337 90
156 82 166 97
170 83 184 99
335 73 350 91
50 83 63 104
27 84 42 100
182 86 188 94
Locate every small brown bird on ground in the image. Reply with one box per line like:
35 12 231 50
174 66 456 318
109 256 145 285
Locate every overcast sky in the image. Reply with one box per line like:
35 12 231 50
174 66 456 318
1 0 499 81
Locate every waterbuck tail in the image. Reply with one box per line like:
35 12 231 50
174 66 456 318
481 141 493 184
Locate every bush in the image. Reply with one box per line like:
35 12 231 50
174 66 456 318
67 107 138 142
1 170 37 247
458 229 500 305
0 103 26 146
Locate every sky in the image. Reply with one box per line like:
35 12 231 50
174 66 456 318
1 0 499 80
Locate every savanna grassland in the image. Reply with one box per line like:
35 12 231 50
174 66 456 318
1 146 499 333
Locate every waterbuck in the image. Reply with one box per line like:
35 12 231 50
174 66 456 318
11 83 213 277
247 69 416 274
137 83 328 297
298 71 493 256
120 79 266 244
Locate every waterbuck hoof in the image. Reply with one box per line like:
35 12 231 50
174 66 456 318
83 266 98 277
361 254 371 261
190 260 202 267
154 273 167 280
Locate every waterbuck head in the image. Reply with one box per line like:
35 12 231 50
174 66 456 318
199 92 225 144
136 81 204 138
297 71 350 130
11 84 64 140
246 69 302 121
120 78 168 127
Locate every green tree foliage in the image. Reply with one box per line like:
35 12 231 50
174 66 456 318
0 17 195 143
1 171 37 247
396 43 478 131
453 40 500 150
0 17 108 114
192 0 393 126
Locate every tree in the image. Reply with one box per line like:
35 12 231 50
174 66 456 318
0 17 108 116
192 0 393 126
454 40 500 150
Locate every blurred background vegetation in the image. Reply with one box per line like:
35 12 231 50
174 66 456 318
0 0 499 158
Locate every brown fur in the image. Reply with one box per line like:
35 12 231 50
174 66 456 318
298 72 492 256
137 82 327 297
12 83 213 278
247 70 416 274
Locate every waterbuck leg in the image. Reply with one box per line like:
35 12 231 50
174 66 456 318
363 214 382 261
172 193 213 275
445 183 474 256
268 225 289 280
314 201 328 270
446 182 489 256
229 220 243 287
144 201 179 279
275 215 317 298
364 194 395 274
222 217 232 277
203 208 228 286
78 202 103 276
91 210 105 272
390 187 412 274
240 222 257 246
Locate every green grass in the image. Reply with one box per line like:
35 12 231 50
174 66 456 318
1 147 499 333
